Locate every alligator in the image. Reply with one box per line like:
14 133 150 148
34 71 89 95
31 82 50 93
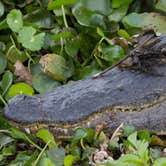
3 33 166 137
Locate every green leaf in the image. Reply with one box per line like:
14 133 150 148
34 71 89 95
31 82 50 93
36 129 57 148
10 128 27 141
118 29 131 40
71 127 87 149
97 27 105 37
123 125 136 137
72 3 106 29
75 66 99 80
108 5 129 22
39 54 72 82
8 82 34 98
128 132 149 163
64 155 76 166
0 2 4 18
65 37 80 57
138 130 151 142
39 158 55 166
154 157 166 166
0 135 14 149
0 51 7 74
122 12 142 29
18 26 45 51
7 9 23 32
32 72 61 94
80 0 112 15
112 0 133 8
1 71 13 96
102 45 125 64
46 148 65 166
119 154 143 165
48 0 77 10
141 12 166 34
6 45 28 63
24 9 54 29
155 0 166 12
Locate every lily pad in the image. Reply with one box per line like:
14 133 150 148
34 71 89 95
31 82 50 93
18 26 45 51
72 3 106 29
24 9 54 29
122 12 142 29
7 9 23 32
102 45 125 64
8 82 34 98
32 72 61 94
39 54 72 82
141 12 166 34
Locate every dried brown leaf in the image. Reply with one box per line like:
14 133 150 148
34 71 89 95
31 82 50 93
14 60 33 85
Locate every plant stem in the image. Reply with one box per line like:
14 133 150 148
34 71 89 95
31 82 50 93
61 5 68 28
0 94 7 106
25 135 42 151
33 141 51 166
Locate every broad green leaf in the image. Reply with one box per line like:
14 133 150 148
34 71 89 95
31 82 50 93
39 54 72 81
46 148 65 166
24 9 54 29
65 37 80 57
128 132 149 162
155 0 166 12
1 71 13 96
141 12 166 34
8 82 34 98
64 155 76 166
108 5 129 22
138 130 151 142
36 129 57 148
18 26 45 51
0 2 4 18
0 51 7 74
118 29 131 40
119 154 143 165
48 0 77 10
112 0 133 8
9 151 30 165
0 135 14 149
75 66 99 80
7 9 23 32
39 158 55 166
32 72 61 94
2 145 16 156
122 12 142 29
72 3 106 29
102 45 125 64
154 157 166 166
80 0 112 15
0 19 8 30
71 128 87 148
6 45 28 63
10 128 27 141
123 125 136 137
